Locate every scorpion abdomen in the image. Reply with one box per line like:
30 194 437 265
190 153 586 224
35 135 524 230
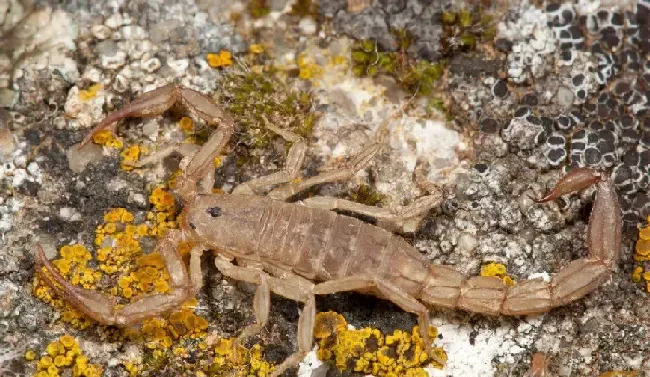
188 195 431 296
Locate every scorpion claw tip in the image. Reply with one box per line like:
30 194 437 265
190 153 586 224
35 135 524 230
534 168 602 204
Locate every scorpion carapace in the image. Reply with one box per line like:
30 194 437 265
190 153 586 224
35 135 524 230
35 85 622 376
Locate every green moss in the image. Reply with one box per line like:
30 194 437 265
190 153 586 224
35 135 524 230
290 0 318 16
428 97 445 113
349 185 386 206
458 9 473 28
351 31 444 96
141 350 169 373
440 7 497 56
397 60 445 95
248 0 270 18
217 70 318 156
441 11 456 25
392 28 414 50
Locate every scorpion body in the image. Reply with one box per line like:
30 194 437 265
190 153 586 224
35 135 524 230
35 85 623 376
185 174 621 318
187 194 431 292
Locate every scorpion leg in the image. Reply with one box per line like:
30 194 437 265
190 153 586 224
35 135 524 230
268 141 383 201
213 256 316 376
232 124 308 196
301 192 443 233
313 275 445 365
272 297 315 377
266 100 410 202
125 143 200 169
35 230 197 326
79 84 180 148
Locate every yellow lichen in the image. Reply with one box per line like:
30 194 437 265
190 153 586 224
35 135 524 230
634 224 650 288
639 226 650 240
632 266 643 283
123 361 141 377
297 52 324 82
599 372 640 377
149 187 176 214
210 337 274 376
313 311 347 339
31 335 103 377
78 84 103 101
179 116 194 133
314 311 445 375
480 262 515 286
635 239 650 256
249 44 264 54
92 129 123 149
207 50 233 68
121 145 142 170
25 349 36 361
32 181 232 375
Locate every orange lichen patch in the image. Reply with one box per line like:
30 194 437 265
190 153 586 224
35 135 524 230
121 251 172 297
31 335 103 377
313 311 347 339
52 245 97 285
314 312 445 375
147 186 178 237
25 349 36 361
78 84 103 101
329 54 348 67
632 266 643 283
95 232 142 275
120 145 142 170
139 299 209 350
207 50 233 68
179 117 194 133
92 129 123 149
149 186 175 213
633 223 650 289
635 222 650 261
32 182 229 374
33 265 97 330
297 52 324 81
480 262 515 286
177 241 196 258
249 44 264 54
599 372 640 377
104 208 134 223
635 239 650 257
210 338 274 376
123 360 141 377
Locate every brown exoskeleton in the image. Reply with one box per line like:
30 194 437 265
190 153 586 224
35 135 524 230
35 84 622 376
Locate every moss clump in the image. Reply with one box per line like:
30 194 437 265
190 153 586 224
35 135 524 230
349 184 386 206
351 31 445 96
248 0 270 18
218 71 317 151
291 0 318 17
440 7 496 56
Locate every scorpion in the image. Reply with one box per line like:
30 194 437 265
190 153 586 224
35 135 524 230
35 84 622 376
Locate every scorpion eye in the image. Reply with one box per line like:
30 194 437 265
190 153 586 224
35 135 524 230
189 222 197 230
207 207 221 217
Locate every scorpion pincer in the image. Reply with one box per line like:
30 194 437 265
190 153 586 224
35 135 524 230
34 85 622 376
